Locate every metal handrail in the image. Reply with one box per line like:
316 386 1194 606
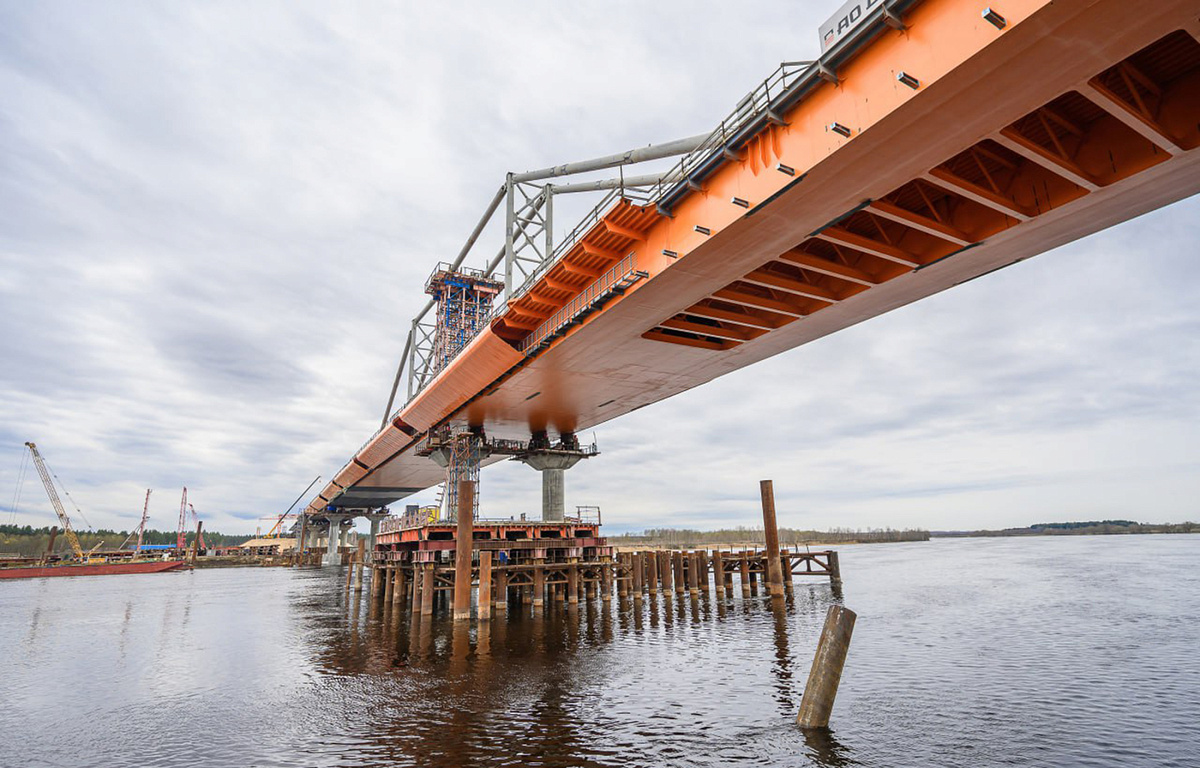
518 253 640 353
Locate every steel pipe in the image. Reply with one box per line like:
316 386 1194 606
510 133 710 183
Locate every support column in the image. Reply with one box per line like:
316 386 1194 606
601 561 613 601
454 480 475 621
338 523 349 565
673 552 685 596
760 479 785 597
647 550 658 595
616 555 628 599
688 552 700 596
394 566 406 605
494 568 508 613
739 553 751 598
411 563 422 613
713 550 726 597
322 515 346 567
368 515 382 563
354 539 365 592
478 551 492 621
380 566 390 600
632 552 644 600
533 565 545 608
660 551 673 595
828 550 842 590
420 563 435 615
542 468 566 522
568 563 579 605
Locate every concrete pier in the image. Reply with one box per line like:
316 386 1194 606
323 514 347 567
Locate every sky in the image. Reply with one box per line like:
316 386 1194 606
1 1 1197 537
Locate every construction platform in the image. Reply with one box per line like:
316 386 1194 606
375 506 607 564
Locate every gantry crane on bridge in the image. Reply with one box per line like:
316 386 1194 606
23 442 85 561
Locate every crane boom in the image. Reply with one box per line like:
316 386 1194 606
24 442 85 560
177 488 188 551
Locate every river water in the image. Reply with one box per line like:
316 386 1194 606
1 535 1197 768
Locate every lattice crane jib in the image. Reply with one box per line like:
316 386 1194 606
23 442 85 560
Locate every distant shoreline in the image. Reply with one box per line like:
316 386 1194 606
932 521 1198 538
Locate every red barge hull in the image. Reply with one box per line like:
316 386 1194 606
0 560 187 579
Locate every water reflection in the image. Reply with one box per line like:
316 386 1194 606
802 727 859 767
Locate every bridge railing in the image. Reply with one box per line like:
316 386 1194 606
517 253 643 353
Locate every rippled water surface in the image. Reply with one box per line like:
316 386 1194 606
2 535 1198 767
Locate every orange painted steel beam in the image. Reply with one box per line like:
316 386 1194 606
741 268 840 303
864 201 974 247
814 226 924 267
660 317 765 342
711 287 812 317
684 302 793 330
314 0 1200 512
923 169 1036 222
993 128 1102 191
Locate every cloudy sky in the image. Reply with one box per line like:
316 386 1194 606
2 1 1197 537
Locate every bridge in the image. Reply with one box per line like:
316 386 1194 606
298 0 1200 554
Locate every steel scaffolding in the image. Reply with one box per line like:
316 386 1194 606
424 264 503 378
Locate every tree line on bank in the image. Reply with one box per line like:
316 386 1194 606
931 520 1199 537
0 524 256 557
609 526 930 548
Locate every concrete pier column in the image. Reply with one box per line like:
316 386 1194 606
322 515 347 567
797 605 857 728
542 468 565 522
519 445 586 522
478 551 493 621
453 480 475 621
760 480 785 597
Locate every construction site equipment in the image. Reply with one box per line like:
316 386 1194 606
23 442 84 561
176 488 188 551
267 476 321 538
120 489 153 552
188 504 205 550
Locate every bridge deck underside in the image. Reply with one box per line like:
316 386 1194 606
326 0 1200 510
